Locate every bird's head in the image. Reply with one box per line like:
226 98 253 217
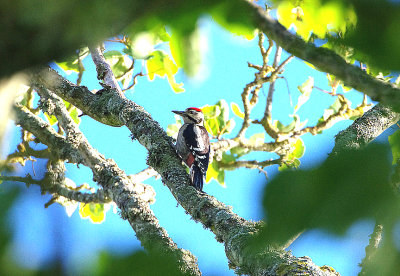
172 107 204 125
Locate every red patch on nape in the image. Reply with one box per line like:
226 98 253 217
188 107 202 112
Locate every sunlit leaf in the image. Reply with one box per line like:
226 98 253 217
70 107 81 125
146 50 184 93
292 138 305 159
294 77 314 113
130 32 158 59
278 158 300 171
79 202 108 224
231 102 245 119
56 60 80 74
318 97 343 125
274 114 304 133
276 0 356 40
206 161 225 187
203 100 234 137
55 48 88 74
104 50 132 78
44 112 58 126
223 119 236 134
248 133 265 146
202 105 221 119
278 138 305 171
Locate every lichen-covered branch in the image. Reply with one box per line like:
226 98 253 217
13 104 200 276
0 174 111 204
246 1 400 109
30 67 338 275
332 103 400 155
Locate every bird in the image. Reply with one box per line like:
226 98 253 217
172 107 210 192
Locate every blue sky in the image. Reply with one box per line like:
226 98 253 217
3 16 385 275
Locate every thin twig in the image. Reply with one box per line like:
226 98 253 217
90 45 123 95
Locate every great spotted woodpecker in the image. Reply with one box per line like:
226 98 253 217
172 107 210 192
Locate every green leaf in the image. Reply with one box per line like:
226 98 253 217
224 119 236 134
292 138 305 159
156 27 171 42
203 100 234 137
338 0 400 71
129 32 157 59
248 133 265 146
278 138 305 171
210 1 256 40
128 27 171 60
274 114 305 133
104 50 132 78
278 159 300 171
221 152 236 164
230 146 249 157
389 130 400 165
260 144 397 246
146 50 184 93
317 97 343 126
231 102 245 119
206 161 225 187
44 112 58 126
217 99 230 122
56 59 80 74
202 105 221 119
294 77 314 113
79 202 108 224
69 107 81 125
55 48 88 74
276 0 356 40
170 29 202 76
204 117 220 137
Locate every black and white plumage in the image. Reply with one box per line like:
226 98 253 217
172 107 210 192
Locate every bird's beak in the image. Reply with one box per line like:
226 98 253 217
172 110 184 115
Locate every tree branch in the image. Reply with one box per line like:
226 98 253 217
247 1 400 110
31 68 339 275
332 103 400 155
90 45 123 96
13 103 201 275
0 174 112 204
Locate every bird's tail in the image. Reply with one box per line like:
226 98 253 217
190 164 204 192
